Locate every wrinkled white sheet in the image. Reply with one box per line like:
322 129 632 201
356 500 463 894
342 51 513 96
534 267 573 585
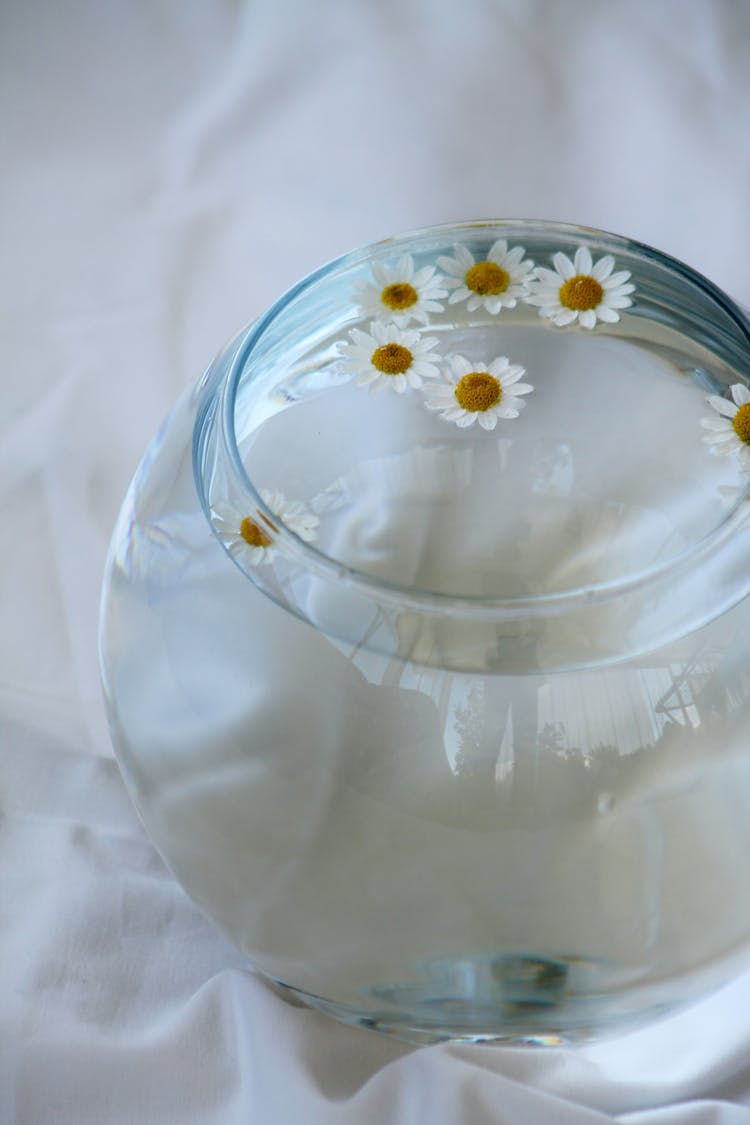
3 1 750 1120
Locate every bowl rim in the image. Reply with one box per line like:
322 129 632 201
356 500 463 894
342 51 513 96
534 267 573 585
215 217 750 623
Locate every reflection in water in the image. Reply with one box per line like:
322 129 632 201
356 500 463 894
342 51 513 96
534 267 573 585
346 621 750 827
340 596 750 806
445 629 750 824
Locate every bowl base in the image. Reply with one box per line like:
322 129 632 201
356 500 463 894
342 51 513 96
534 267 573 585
266 953 627 1046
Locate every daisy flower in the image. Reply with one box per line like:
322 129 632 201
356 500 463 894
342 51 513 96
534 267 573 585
339 322 441 393
525 246 635 329
701 384 750 470
211 491 319 566
437 239 535 314
424 354 533 431
354 253 447 326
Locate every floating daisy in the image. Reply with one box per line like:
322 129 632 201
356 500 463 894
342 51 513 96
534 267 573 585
354 253 447 326
211 491 319 566
437 240 534 314
424 354 533 430
525 246 635 329
701 384 750 470
339 322 441 393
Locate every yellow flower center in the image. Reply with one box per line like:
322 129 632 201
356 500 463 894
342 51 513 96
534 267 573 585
240 516 273 549
381 282 418 311
732 403 750 444
371 342 413 375
559 274 603 311
465 261 509 296
454 371 502 413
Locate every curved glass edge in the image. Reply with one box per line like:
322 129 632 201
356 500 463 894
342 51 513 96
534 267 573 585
190 220 750 672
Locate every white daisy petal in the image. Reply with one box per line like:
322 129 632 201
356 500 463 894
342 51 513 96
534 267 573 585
595 306 620 324
574 246 593 275
487 239 508 261
604 296 633 310
412 265 436 287
552 252 576 280
533 268 563 287
603 271 633 290
702 430 736 447
488 357 510 377
579 309 597 330
355 370 379 387
371 262 389 287
414 364 439 384
440 244 474 272
554 309 579 326
702 390 750 466
503 245 527 268
437 256 463 276
451 354 474 377
505 364 525 379
591 254 616 282
707 395 737 417
395 254 413 280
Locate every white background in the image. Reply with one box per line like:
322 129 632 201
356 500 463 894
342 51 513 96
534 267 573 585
3 1 750 1121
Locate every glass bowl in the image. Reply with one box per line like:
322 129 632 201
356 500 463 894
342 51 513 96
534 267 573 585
99 220 750 1044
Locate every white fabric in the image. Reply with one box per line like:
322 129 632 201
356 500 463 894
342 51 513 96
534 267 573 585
3 0 750 1120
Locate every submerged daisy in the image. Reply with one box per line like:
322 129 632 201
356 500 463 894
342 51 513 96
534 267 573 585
354 253 447 326
424 354 533 430
701 384 750 470
211 491 319 566
437 240 535 314
339 322 441 393
525 246 635 329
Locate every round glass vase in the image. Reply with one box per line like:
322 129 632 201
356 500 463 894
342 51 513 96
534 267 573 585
99 219 750 1045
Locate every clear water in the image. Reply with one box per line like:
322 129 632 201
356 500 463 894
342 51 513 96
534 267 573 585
102 299 750 1041
234 305 744 601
